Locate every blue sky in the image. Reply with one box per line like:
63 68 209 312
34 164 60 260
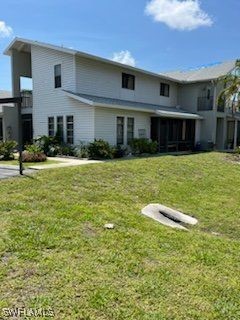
0 0 239 90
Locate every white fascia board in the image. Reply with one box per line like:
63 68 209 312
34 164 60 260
94 102 155 113
156 110 203 120
65 91 94 106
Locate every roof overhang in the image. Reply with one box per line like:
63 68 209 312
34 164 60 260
65 91 155 113
155 109 203 120
65 91 203 118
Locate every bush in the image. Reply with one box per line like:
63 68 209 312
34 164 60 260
22 151 47 163
130 138 158 155
112 145 127 158
57 144 75 156
25 144 42 154
74 142 89 159
34 135 59 156
88 139 114 159
234 146 240 154
22 144 47 162
0 140 17 160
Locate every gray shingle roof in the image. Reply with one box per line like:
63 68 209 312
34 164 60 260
0 90 12 99
0 90 12 108
65 91 202 119
163 60 237 82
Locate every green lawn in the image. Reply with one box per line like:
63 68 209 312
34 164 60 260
0 152 240 319
0 159 61 167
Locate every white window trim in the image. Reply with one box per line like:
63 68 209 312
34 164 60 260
116 115 135 145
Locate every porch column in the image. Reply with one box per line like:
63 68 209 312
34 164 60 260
233 119 238 149
195 119 201 145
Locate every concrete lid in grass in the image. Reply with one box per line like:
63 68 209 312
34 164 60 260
141 204 198 231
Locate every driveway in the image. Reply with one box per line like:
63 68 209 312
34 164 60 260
0 166 33 180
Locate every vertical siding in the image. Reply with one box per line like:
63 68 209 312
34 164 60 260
31 46 95 143
94 107 151 145
75 56 178 107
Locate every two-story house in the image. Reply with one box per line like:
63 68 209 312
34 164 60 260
2 38 240 152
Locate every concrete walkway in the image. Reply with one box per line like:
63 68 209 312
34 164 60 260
28 157 102 170
0 166 34 180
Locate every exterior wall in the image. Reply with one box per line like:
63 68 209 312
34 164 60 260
11 50 32 96
178 82 214 113
31 46 95 143
94 107 151 145
2 105 18 141
9 44 235 150
179 82 214 145
75 56 178 107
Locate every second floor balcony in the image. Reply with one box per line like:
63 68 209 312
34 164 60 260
21 91 33 108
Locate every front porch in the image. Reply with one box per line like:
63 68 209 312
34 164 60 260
226 116 240 150
151 117 200 153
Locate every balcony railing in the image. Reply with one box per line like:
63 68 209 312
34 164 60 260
197 96 213 111
21 91 32 108
217 104 225 112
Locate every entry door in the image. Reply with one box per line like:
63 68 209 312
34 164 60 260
22 114 33 144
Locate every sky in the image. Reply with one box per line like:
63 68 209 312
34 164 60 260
0 0 239 91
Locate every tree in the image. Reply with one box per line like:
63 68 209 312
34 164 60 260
218 60 240 113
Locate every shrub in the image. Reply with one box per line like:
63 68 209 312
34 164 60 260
130 138 158 155
22 144 47 162
88 139 114 159
34 135 59 156
57 144 75 156
25 144 42 154
22 151 47 163
74 142 89 159
234 146 240 154
0 140 17 160
112 145 127 158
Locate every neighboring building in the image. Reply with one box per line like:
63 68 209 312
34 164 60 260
2 38 240 151
0 90 15 141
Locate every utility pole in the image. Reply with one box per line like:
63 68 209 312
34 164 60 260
17 100 23 175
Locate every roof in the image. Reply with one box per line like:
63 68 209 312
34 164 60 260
4 37 179 84
64 91 202 120
164 61 237 83
4 38 236 87
0 90 12 98
0 91 12 111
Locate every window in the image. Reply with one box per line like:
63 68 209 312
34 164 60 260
66 116 74 144
48 117 55 137
57 116 64 142
207 89 211 100
122 73 135 90
127 117 134 144
54 64 62 88
117 117 124 145
160 83 170 97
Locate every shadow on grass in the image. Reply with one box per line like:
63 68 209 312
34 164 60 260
111 151 214 162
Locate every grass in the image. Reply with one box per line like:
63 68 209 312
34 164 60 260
0 152 240 319
0 159 61 167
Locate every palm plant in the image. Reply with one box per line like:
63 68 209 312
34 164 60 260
218 60 240 113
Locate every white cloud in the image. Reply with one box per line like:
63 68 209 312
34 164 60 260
0 21 13 38
112 50 136 67
145 0 213 31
